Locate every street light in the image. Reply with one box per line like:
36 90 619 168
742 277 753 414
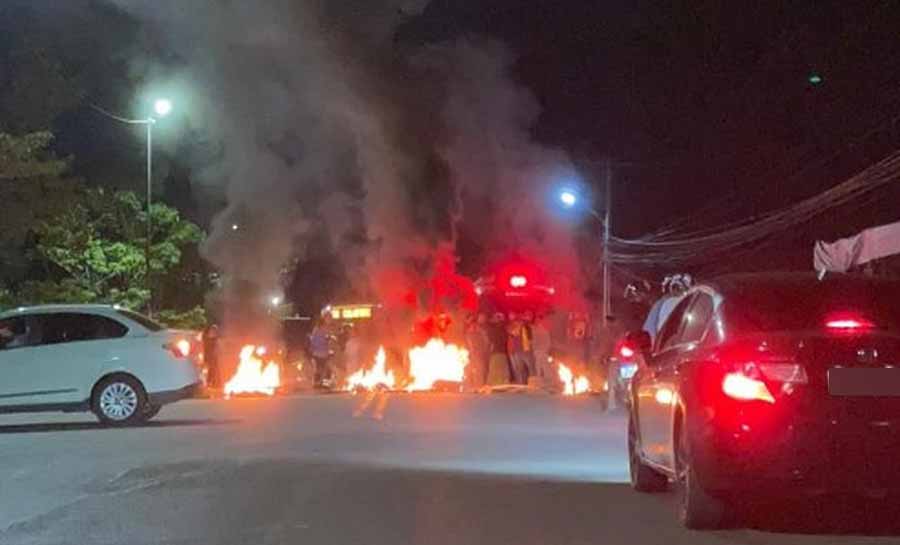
153 98 173 117
556 161 613 327
91 98 173 317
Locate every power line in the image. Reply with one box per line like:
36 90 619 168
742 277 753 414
609 148 900 265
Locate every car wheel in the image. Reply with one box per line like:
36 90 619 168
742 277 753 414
675 419 728 529
628 414 668 492
92 375 147 426
142 404 162 421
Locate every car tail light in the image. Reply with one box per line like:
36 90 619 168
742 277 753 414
825 315 876 333
714 338 809 404
757 363 808 383
166 339 192 359
722 372 775 403
721 361 807 404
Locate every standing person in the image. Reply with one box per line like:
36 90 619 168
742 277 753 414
203 324 221 393
465 313 491 390
486 312 511 385
521 310 537 380
309 317 334 388
642 274 692 342
531 314 552 380
507 313 530 384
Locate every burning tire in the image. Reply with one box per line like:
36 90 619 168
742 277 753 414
92 374 149 426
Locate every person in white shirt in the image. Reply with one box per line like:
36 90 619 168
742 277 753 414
642 274 692 343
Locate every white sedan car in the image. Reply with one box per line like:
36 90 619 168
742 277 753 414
0 304 202 425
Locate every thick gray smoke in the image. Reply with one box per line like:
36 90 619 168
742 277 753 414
107 0 583 322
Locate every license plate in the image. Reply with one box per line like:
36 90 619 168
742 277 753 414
828 367 900 397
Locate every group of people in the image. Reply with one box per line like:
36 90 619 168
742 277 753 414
303 308 555 390
464 310 552 389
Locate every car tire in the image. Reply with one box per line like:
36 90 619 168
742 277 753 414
142 404 162 421
92 374 148 426
628 414 668 492
675 419 729 529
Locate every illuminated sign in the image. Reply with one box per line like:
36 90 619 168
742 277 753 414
330 305 374 320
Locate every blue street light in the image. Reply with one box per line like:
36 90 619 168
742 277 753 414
554 166 613 327
559 190 578 208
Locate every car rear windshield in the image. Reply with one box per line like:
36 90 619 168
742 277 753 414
722 277 900 333
116 309 164 332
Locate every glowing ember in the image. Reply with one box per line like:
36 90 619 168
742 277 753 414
557 362 590 396
407 338 469 391
345 346 396 392
224 344 280 397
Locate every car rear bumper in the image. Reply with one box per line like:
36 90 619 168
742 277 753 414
147 382 201 406
695 411 900 496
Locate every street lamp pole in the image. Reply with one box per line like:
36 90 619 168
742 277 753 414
602 159 612 329
145 119 155 317
91 99 172 317
558 160 614 329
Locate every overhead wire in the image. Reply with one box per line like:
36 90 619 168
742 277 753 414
608 148 900 265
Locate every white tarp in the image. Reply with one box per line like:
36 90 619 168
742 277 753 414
814 220 900 272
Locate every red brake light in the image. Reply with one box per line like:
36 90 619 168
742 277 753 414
722 372 775 404
619 345 635 359
825 317 875 331
509 275 528 288
715 339 809 404
166 339 192 359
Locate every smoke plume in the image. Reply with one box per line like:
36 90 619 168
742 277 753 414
106 0 584 325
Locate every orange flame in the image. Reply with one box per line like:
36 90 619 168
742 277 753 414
345 346 396 392
407 338 469 391
557 362 590 396
224 344 280 397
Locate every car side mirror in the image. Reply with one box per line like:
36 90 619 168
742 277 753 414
623 330 652 354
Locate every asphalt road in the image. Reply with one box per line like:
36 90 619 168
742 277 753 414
1 393 898 545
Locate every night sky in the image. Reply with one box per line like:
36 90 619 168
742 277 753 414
7 1 900 277
403 1 900 272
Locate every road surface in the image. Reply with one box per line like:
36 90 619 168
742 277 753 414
1 393 898 545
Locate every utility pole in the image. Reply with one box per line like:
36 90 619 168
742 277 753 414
602 159 612 329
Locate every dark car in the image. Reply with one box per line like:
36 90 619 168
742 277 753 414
626 272 900 529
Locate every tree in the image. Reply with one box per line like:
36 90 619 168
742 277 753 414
17 188 204 310
0 132 68 180
0 131 75 287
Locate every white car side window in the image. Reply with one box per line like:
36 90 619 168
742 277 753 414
0 317 30 350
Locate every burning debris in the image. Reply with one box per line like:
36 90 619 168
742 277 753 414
345 346 396 392
557 362 591 396
407 338 469 392
224 345 281 397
